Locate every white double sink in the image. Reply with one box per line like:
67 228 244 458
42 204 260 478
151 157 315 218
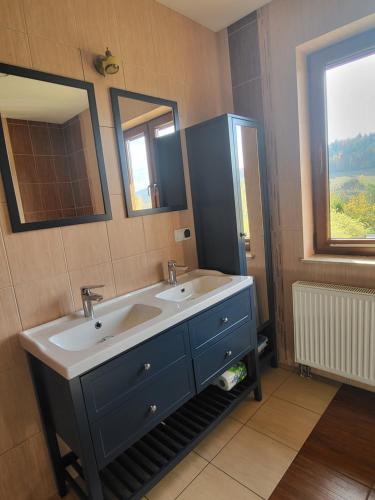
20 270 252 379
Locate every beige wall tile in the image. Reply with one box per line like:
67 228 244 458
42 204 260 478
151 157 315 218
195 416 242 461
147 451 207 500
143 212 174 251
0 432 56 500
15 273 73 329
69 262 116 310
178 464 261 500
0 225 11 289
274 373 340 414
107 195 146 260
170 242 185 265
0 0 25 31
146 248 169 283
213 426 296 499
0 27 31 67
247 396 320 450
100 127 123 195
28 36 83 79
124 64 160 96
23 0 78 46
0 363 40 455
115 0 158 74
75 0 125 126
0 178 5 204
150 3 188 81
174 209 198 269
0 288 22 373
0 204 67 286
61 222 111 271
112 253 149 295
75 0 120 52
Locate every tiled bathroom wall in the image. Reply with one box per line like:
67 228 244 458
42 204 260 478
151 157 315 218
228 12 264 123
6 114 98 222
0 1 232 497
243 0 375 366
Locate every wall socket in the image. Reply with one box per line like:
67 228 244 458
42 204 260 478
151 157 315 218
174 227 191 242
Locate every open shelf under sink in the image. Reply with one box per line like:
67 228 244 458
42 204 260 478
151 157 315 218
63 380 254 500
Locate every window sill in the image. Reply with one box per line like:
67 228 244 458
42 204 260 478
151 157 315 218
301 254 375 266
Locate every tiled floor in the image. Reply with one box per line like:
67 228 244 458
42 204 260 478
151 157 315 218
50 368 342 500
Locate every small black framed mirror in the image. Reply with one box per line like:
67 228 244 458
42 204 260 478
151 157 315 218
110 88 187 217
0 63 111 232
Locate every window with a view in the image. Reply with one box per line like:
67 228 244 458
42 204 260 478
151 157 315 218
308 29 375 255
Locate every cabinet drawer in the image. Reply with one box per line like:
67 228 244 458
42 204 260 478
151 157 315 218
81 323 189 421
91 357 194 468
189 288 251 354
193 322 253 391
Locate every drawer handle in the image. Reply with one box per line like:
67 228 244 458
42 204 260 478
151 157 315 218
144 363 151 371
149 404 158 414
221 317 229 324
225 350 233 358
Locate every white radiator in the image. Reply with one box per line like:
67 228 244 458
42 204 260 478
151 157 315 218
293 281 375 386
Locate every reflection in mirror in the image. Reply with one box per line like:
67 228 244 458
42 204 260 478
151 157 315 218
0 65 110 231
111 89 187 216
235 124 269 326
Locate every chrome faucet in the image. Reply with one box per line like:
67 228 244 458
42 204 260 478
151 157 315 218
80 285 104 319
167 260 188 286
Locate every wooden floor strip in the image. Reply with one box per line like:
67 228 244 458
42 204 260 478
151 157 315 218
270 384 375 500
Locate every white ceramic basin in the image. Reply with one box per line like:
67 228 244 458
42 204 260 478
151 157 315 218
155 275 232 303
20 270 252 379
50 304 161 352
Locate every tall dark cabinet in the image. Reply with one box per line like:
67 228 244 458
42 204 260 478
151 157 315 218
186 114 277 367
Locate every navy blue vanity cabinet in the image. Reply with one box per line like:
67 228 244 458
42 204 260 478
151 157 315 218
188 288 251 355
28 285 261 500
81 323 195 468
81 323 190 421
194 322 254 391
90 356 194 468
189 288 256 392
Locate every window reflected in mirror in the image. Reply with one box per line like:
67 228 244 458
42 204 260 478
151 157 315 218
235 123 269 326
124 110 175 210
111 89 186 217
0 65 110 231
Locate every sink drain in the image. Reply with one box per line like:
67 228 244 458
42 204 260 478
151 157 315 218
97 335 114 344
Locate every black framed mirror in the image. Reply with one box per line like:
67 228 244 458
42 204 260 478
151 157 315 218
0 63 111 232
110 88 187 217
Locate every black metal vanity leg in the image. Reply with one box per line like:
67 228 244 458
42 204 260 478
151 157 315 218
252 348 262 401
27 355 68 497
246 348 262 401
69 379 104 500
270 354 278 368
254 381 262 401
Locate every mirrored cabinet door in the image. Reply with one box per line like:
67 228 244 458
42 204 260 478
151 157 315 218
234 123 269 326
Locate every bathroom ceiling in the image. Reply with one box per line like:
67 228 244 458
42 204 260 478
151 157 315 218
0 75 89 123
157 0 272 31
